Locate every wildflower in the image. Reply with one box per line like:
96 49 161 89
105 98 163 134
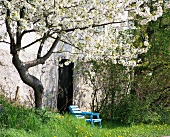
144 41 149 46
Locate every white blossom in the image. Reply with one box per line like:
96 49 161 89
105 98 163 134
0 0 168 68
144 41 149 47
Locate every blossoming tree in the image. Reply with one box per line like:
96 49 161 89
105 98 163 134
0 0 166 109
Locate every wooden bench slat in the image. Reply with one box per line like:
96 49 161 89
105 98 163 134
68 105 102 128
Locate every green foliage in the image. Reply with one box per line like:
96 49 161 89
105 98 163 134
128 7 170 124
0 96 170 137
113 8 170 124
78 53 170 124
113 95 163 124
77 59 129 113
0 96 41 131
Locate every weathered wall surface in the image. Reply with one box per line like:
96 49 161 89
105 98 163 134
73 74 93 111
0 47 94 111
0 49 34 106
73 64 102 112
42 54 59 109
0 48 59 108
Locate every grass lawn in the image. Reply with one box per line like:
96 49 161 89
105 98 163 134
0 115 170 137
0 96 170 137
1 111 170 137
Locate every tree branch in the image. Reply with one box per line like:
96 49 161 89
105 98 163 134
50 35 81 50
37 32 49 58
52 50 80 54
17 34 51 51
60 39 81 50
18 32 56 51
25 36 60 68
21 29 37 38
63 20 126 32
0 40 10 44
5 9 16 54
17 37 44 51
33 19 41 25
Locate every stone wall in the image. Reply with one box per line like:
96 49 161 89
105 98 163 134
73 64 103 112
0 49 59 109
0 49 34 106
0 48 95 111
73 72 93 111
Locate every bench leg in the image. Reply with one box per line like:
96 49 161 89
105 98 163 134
99 121 102 128
91 121 94 128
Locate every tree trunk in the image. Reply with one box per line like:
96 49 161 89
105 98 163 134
12 54 44 109
33 78 44 109
5 4 61 109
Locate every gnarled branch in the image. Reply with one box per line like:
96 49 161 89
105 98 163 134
24 36 60 68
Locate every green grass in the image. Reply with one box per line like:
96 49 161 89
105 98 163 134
0 96 170 137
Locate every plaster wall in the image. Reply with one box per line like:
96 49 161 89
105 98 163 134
0 29 60 108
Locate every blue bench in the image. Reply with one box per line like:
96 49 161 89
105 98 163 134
68 105 102 128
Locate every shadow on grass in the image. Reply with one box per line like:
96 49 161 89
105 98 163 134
101 119 130 129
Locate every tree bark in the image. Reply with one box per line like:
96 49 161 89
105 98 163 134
12 53 44 109
4 4 61 109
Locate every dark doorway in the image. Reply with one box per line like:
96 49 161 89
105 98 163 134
57 59 74 113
